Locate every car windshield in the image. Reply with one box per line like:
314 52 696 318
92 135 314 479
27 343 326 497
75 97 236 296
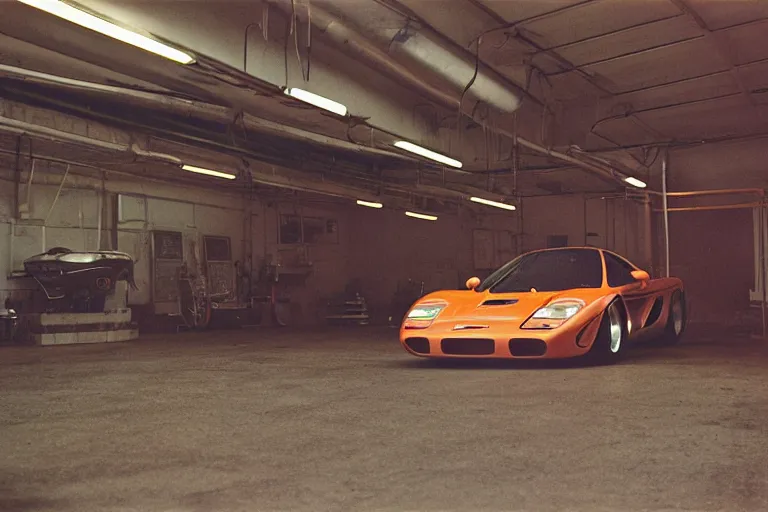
478 248 604 293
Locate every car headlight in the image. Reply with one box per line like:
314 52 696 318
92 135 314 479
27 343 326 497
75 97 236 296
522 299 585 329
59 253 100 263
403 301 447 329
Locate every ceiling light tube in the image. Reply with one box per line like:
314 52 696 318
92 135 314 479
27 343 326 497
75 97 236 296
356 200 383 209
182 164 236 180
469 196 516 211
624 176 647 188
284 88 348 117
405 211 438 221
394 141 463 169
17 0 195 64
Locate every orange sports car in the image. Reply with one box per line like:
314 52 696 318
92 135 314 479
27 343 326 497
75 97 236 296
400 247 686 364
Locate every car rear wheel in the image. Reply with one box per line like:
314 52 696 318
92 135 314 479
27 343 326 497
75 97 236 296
586 300 626 365
660 291 686 345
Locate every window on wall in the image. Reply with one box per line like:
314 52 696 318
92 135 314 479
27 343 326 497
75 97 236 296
279 213 338 244
203 236 232 262
279 214 302 244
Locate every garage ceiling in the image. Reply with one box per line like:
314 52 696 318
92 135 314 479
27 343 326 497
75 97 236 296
1 0 767 202
386 0 768 146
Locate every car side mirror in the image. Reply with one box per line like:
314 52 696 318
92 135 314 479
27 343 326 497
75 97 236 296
465 277 481 290
631 270 650 282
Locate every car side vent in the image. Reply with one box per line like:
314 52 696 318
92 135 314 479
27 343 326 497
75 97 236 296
481 299 519 306
643 297 664 328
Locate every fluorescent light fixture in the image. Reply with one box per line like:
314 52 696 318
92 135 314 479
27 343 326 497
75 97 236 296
624 176 647 188
394 140 463 169
284 88 348 116
405 211 438 221
182 164 236 180
17 0 195 64
356 200 383 209
470 196 516 211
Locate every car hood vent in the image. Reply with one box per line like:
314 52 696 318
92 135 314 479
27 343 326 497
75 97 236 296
481 299 519 306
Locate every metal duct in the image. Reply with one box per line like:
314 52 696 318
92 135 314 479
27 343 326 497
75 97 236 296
294 2 523 115
290 3 628 187
385 24 522 113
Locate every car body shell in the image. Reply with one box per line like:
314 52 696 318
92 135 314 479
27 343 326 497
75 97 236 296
399 247 684 359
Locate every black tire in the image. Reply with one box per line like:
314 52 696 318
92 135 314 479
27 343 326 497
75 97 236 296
660 290 686 345
586 299 627 365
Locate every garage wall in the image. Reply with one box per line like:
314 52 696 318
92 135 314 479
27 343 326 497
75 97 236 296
667 140 768 191
0 162 355 323
256 199 353 324
347 207 517 315
521 194 650 271
348 192 650 319
0 163 247 294
1 163 653 327
649 141 765 322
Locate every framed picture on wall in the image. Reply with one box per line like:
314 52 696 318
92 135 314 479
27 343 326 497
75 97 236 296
279 213 339 244
203 235 232 262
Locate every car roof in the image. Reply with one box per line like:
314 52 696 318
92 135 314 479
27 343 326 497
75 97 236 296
524 247 639 270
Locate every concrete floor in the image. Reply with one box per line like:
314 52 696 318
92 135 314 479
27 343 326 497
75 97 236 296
1 327 767 512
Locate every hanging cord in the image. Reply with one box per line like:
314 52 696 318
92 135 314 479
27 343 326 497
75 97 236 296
457 36 482 150
243 22 258 73
44 164 70 226
306 0 312 81
290 0 311 82
283 15 291 88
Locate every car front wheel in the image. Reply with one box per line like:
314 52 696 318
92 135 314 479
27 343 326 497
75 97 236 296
586 299 626 365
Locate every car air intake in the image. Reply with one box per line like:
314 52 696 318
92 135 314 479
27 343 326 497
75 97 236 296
441 338 495 355
508 338 547 356
481 299 519 306
643 297 664 328
405 337 430 354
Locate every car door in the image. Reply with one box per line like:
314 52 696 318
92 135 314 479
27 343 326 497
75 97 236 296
603 251 655 333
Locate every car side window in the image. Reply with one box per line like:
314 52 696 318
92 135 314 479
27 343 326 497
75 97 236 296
604 252 637 288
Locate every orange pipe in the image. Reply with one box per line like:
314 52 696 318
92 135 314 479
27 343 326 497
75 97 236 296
647 188 765 197
653 202 763 212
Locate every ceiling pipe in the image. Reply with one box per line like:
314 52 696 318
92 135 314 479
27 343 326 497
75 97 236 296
0 112 485 207
0 64 415 163
293 2 525 114
0 115 130 152
512 137 618 183
290 3 629 187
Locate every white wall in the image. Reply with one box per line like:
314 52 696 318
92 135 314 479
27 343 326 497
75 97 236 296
0 158 359 324
649 140 767 321
0 163 247 299
0 161 652 326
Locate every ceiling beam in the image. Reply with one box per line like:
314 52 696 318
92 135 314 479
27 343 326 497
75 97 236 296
501 0 596 28
583 129 768 154
667 0 758 108
613 55 768 97
463 0 507 25
545 35 706 77
513 30 614 95
590 91 748 140
544 15 768 55
544 14 686 53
